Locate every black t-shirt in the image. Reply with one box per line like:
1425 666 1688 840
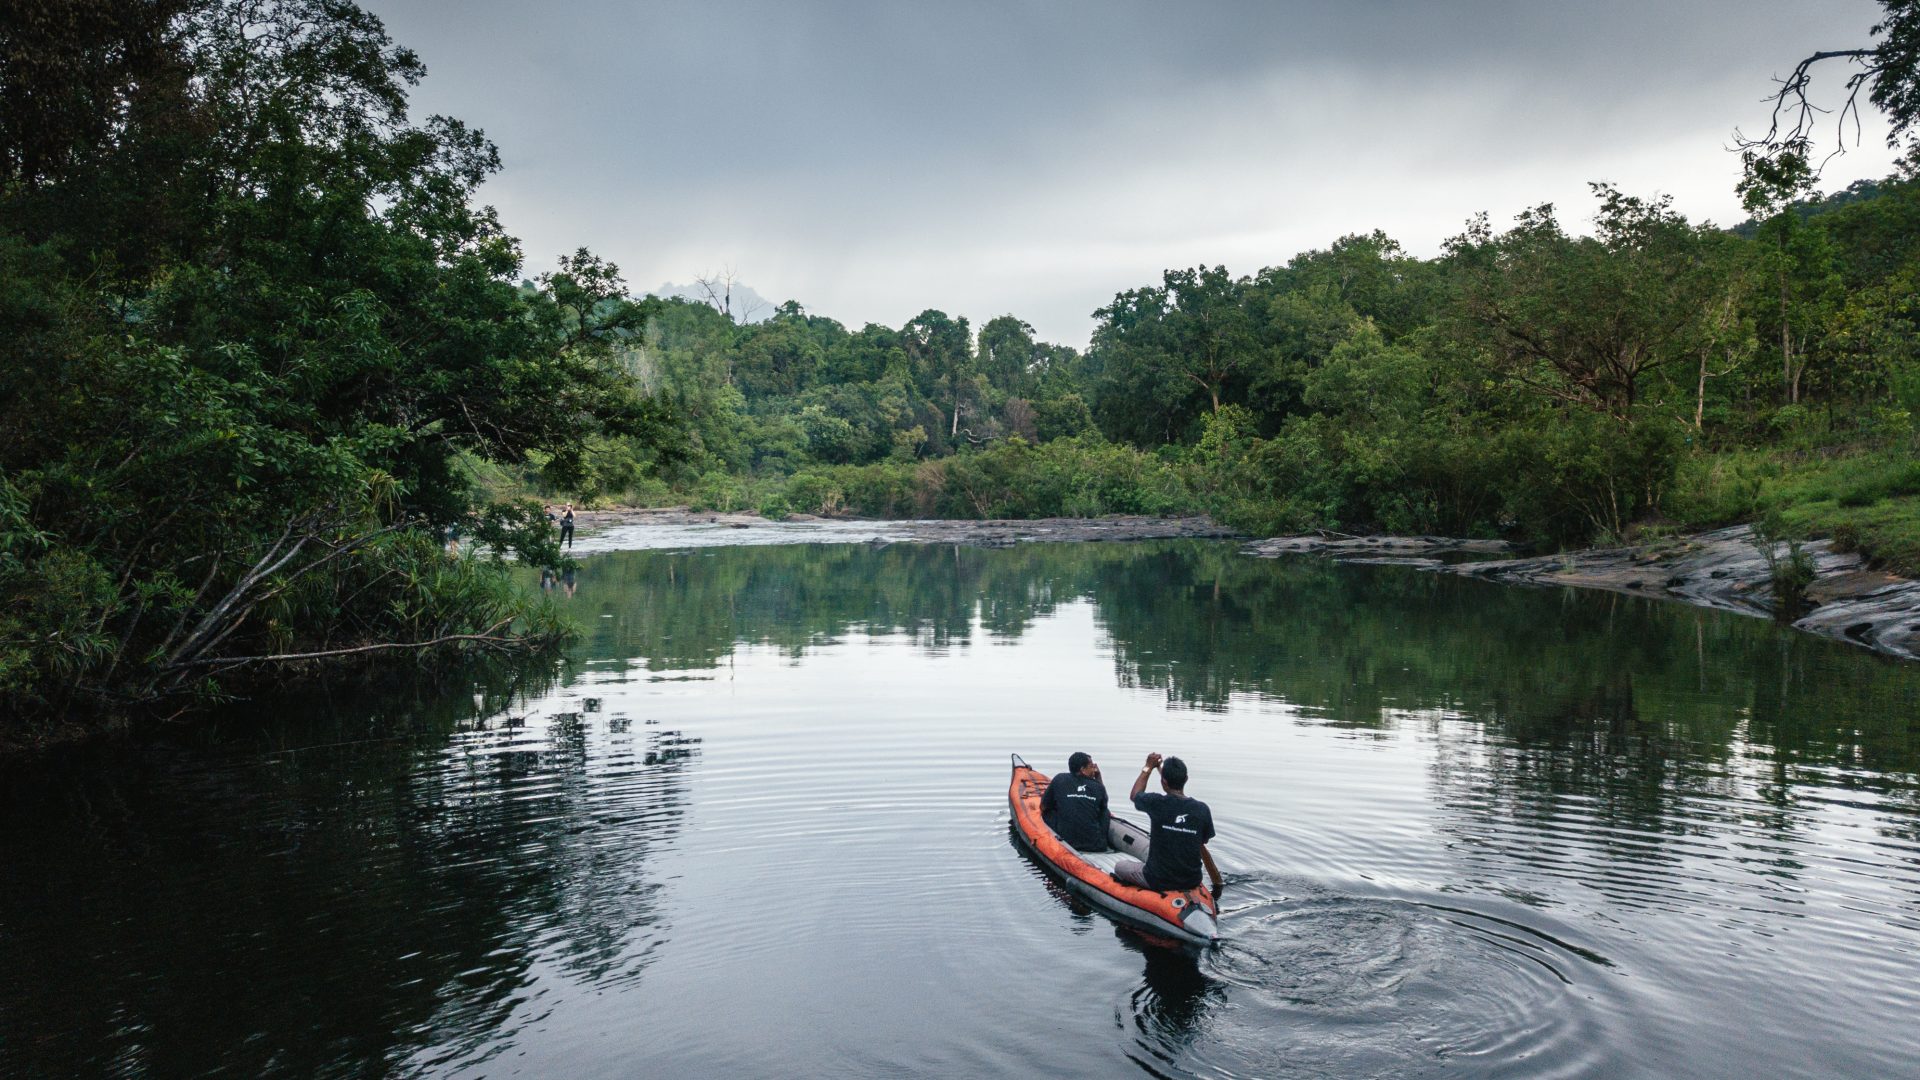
1040 771 1110 851
1132 791 1215 890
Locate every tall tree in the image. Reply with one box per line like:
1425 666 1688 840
1089 266 1259 444
1447 187 1731 421
0 0 675 727
901 309 976 439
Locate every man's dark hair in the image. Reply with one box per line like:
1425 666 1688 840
1162 756 1188 789
1068 751 1092 773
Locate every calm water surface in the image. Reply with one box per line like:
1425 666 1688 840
4 539 1919 1078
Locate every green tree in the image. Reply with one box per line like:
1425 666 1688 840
1447 187 1729 421
0 0 676 732
1739 151 1846 406
901 309 977 441
1089 265 1259 444
977 315 1038 396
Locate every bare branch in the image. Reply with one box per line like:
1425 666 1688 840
165 622 531 672
1733 48 1879 169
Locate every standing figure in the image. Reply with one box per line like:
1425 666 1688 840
560 504 575 549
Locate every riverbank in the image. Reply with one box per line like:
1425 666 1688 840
1245 527 1920 662
572 507 1240 547
572 511 1920 661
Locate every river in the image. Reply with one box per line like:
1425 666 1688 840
3 535 1917 1078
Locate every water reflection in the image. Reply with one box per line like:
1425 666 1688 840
1116 929 1223 1072
552 542 1920 779
0 661 697 1078
4 541 1918 1079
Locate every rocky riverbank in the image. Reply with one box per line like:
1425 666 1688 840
571 506 1240 547
1245 526 1920 661
1241 532 1514 566
575 512 1920 660
1444 526 1920 661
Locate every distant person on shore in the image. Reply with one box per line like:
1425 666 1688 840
560 504 575 549
1113 753 1223 897
1041 751 1111 852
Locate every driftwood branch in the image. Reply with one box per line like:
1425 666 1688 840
167 622 529 672
159 511 417 678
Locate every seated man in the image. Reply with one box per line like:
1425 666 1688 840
1040 751 1111 852
1113 752 1224 897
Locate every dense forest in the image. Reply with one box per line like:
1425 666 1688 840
3 0 1919 739
541 172 1920 558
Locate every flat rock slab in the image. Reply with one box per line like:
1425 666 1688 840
1442 525 1920 661
1244 534 1515 558
883 516 1239 547
571 508 1240 548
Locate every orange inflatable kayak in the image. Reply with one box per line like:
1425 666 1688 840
1008 753 1220 947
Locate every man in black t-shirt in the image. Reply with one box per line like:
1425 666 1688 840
1040 751 1111 852
1113 752 1223 896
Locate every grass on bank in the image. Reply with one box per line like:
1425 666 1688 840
1671 446 1920 576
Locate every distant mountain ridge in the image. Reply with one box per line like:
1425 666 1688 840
650 279 777 324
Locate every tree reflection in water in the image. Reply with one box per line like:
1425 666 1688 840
564 541 1919 778
0 659 699 1078
5 539 1915 1078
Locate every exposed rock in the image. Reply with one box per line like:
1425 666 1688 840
1441 525 1920 661
884 516 1239 547
1242 533 1515 559
570 506 1240 548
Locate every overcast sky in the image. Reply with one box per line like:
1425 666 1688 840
363 0 1900 347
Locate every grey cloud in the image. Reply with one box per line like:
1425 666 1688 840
368 0 1898 345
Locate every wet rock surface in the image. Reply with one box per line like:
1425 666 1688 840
1243 533 1516 560
881 515 1240 546
1441 525 1920 661
572 507 1239 547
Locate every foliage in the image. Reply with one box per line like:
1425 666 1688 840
14 0 1920 740
514 170 1920 574
1752 511 1818 618
0 0 677 737
771 438 1187 521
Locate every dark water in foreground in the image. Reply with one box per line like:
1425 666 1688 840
4 540 1920 1078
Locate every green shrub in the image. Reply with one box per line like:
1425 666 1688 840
689 471 748 513
756 493 792 520
783 471 847 516
1752 512 1816 619
761 437 1196 522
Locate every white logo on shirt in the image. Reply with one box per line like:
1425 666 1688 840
1076 784 1087 793
1174 813 1188 824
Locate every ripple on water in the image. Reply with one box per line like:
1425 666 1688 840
1118 879 1627 1080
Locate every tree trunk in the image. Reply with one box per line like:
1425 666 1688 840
1696 350 1709 431
1780 266 1796 405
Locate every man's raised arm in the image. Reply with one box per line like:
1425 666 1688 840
1131 752 1163 801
